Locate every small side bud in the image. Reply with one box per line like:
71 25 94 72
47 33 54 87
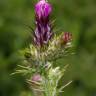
32 74 42 82
61 32 72 44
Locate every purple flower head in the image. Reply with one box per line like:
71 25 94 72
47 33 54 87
34 0 53 47
35 0 52 19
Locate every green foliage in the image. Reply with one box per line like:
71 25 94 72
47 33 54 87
0 0 96 96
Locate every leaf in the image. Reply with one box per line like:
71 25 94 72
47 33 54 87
59 81 72 92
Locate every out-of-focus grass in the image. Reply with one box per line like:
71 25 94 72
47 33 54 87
0 0 96 96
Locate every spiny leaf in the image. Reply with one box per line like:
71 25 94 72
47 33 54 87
59 81 72 92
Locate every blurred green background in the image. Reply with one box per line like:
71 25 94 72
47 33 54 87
0 0 96 96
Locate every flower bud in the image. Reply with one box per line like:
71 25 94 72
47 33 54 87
61 32 72 44
32 74 42 82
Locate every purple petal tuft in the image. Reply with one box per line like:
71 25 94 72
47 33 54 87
35 0 52 18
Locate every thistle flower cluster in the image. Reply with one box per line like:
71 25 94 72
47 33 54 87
13 0 73 96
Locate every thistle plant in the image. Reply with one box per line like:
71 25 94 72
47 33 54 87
13 0 73 96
